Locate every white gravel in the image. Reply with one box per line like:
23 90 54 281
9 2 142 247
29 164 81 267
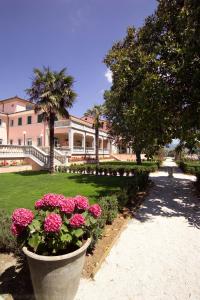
75 158 200 300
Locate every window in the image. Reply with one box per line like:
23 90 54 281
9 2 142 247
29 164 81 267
18 139 22 146
10 140 13 145
37 114 43 123
37 137 42 147
27 116 32 124
18 117 22 126
27 138 32 146
0 139 3 145
10 120 14 126
0 119 2 126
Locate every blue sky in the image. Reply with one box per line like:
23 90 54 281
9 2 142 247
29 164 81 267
0 0 157 116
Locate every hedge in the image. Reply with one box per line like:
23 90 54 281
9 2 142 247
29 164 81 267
178 160 200 175
55 162 158 176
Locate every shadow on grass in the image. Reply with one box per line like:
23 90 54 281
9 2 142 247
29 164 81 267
14 170 49 176
135 166 200 229
67 174 133 197
0 255 34 300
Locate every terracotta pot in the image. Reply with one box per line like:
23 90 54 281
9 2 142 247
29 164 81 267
23 238 91 300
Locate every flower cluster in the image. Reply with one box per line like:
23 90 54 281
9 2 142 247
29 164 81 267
60 198 75 214
44 213 62 233
74 196 89 210
11 208 34 236
89 204 102 218
70 214 85 227
11 193 102 255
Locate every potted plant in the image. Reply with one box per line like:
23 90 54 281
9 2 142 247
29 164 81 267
11 194 102 300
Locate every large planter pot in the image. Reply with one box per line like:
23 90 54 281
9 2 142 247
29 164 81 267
23 238 91 300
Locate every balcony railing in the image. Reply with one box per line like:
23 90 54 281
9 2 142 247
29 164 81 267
73 146 84 152
55 120 70 127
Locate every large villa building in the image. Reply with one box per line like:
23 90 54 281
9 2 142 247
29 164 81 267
0 96 132 168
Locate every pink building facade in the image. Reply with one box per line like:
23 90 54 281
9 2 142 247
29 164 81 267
0 97 118 157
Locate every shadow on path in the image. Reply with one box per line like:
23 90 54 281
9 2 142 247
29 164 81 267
0 256 34 299
135 165 200 229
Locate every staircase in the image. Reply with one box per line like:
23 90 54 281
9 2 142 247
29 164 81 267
0 145 67 169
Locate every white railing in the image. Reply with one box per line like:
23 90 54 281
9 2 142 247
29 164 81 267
0 145 49 166
41 147 67 164
73 146 84 153
55 120 70 127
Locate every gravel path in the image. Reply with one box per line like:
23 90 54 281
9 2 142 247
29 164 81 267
75 158 200 300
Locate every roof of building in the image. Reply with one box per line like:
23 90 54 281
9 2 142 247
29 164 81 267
0 96 109 132
0 96 31 104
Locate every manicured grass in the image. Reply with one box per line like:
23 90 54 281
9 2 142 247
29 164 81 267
0 171 132 214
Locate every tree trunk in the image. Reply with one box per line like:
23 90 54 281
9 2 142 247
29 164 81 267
95 127 99 175
136 149 142 165
49 112 55 174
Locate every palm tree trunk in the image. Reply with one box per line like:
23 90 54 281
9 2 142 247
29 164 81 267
95 127 99 169
49 112 55 174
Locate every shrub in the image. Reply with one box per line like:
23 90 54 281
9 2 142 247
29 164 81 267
98 196 119 225
88 195 119 251
0 209 19 253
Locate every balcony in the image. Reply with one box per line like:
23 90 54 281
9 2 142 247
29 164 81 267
55 120 70 127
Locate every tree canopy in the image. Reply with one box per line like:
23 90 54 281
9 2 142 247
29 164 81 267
104 0 200 162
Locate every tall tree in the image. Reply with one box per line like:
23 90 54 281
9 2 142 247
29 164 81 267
84 105 104 166
104 27 173 164
139 0 200 142
26 67 76 173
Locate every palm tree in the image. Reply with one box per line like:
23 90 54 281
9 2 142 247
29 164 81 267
84 105 104 166
26 67 76 173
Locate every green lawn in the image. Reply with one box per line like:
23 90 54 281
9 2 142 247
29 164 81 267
0 171 131 214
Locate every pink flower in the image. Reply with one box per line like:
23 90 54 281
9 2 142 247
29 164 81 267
74 195 89 210
42 193 65 208
89 204 102 218
60 198 75 214
35 199 45 209
11 223 24 236
12 208 34 227
44 213 62 233
70 214 85 228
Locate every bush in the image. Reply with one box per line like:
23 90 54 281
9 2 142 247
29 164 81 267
99 196 119 225
88 195 119 251
0 209 19 253
178 160 200 174
117 172 149 210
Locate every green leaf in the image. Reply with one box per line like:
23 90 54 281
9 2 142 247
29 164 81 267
82 211 88 218
31 219 41 231
75 240 82 248
28 233 41 252
89 216 97 225
73 228 84 238
61 224 69 233
61 233 72 242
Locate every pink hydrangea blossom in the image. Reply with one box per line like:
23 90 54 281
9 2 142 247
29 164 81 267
74 195 89 210
42 193 65 208
35 199 45 210
12 208 34 227
11 223 24 236
44 213 62 233
89 204 102 218
60 198 75 214
70 214 85 228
